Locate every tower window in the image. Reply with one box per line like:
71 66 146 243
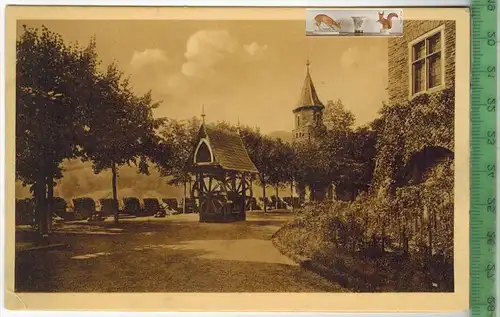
297 116 300 127
315 113 321 122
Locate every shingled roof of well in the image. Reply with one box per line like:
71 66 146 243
193 124 259 174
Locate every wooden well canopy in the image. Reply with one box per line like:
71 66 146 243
186 123 259 223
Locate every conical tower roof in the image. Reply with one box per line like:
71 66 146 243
294 60 324 111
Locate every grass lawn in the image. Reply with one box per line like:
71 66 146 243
15 211 344 292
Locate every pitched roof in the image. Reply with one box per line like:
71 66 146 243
295 62 324 111
192 124 259 174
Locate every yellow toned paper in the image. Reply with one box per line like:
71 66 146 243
4 6 470 312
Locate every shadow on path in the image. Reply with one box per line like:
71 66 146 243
15 211 343 292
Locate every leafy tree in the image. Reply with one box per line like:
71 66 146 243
291 98 361 202
237 125 264 172
322 99 355 133
154 117 201 212
237 125 268 209
350 126 378 193
251 136 278 212
324 126 377 200
16 25 99 236
293 140 331 201
79 64 164 224
157 117 200 183
267 138 296 208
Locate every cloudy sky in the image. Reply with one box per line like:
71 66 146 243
18 20 389 134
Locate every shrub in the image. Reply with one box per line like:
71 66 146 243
16 198 35 226
275 156 453 262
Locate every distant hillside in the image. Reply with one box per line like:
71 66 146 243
267 131 293 143
15 129 297 202
15 158 294 202
15 159 183 202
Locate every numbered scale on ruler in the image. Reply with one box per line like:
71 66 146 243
470 0 498 316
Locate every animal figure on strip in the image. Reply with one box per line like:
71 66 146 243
313 14 343 32
377 11 399 30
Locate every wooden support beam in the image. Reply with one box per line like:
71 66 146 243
242 173 246 214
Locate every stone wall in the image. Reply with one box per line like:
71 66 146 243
292 107 323 141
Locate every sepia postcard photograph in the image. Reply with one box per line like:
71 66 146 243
4 6 470 312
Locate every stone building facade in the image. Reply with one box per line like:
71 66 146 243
387 20 456 104
382 20 456 190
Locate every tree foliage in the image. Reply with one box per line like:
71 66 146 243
16 25 166 231
274 88 455 292
16 25 101 234
322 99 355 132
373 88 454 191
80 64 164 176
155 117 201 185
16 25 99 189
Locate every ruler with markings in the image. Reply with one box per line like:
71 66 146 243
470 0 498 315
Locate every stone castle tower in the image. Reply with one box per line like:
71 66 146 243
292 60 325 142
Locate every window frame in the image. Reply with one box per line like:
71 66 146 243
407 24 446 100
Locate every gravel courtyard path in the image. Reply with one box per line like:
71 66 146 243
15 211 343 292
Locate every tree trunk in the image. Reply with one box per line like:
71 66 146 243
419 210 424 252
46 174 54 234
112 162 119 225
183 181 187 214
300 184 306 204
262 176 267 213
34 179 48 238
403 214 409 254
275 186 279 210
403 232 409 255
397 206 402 248
364 214 369 243
428 206 433 257
290 179 294 211
381 220 386 253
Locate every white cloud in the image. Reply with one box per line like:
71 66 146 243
130 48 169 69
130 30 269 101
244 42 268 56
180 30 268 80
181 61 201 78
184 30 238 68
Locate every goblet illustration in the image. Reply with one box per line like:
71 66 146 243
351 16 368 34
